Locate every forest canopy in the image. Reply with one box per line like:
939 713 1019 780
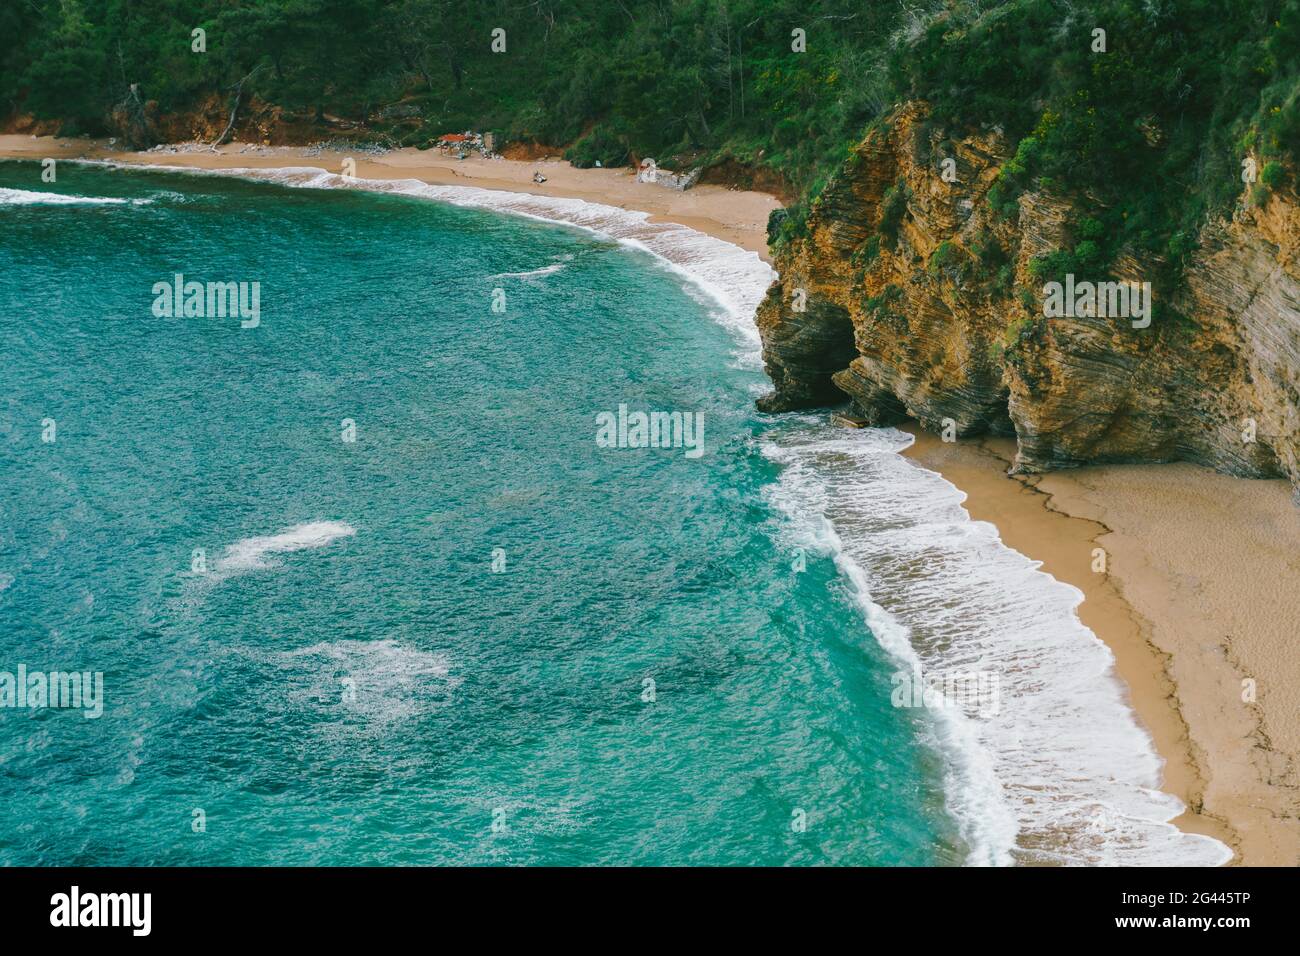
2 0 1297 259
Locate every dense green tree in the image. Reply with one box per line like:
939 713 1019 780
2 0 1296 266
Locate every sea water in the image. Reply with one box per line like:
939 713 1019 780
0 160 1228 865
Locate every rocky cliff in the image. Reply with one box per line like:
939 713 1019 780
757 104 1300 497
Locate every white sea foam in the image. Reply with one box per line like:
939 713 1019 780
490 254 572 280
761 421 1233 866
213 520 356 575
0 186 151 206
172 520 356 622
281 638 457 726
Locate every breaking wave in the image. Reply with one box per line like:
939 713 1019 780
761 420 1232 866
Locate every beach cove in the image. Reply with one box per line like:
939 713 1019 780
2 135 1294 864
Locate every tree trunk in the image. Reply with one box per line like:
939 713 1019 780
213 66 264 147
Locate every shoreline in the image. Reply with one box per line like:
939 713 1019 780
5 135 1294 865
903 430 1299 866
0 135 779 262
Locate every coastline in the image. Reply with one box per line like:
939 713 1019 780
904 430 1300 866
5 135 1293 865
0 135 779 262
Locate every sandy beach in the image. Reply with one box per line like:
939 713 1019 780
4 134 1295 865
905 431 1300 866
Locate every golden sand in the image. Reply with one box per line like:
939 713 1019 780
905 430 1299 865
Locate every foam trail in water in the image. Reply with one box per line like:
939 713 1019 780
490 254 572 280
173 520 356 618
279 638 458 726
762 420 1232 866
214 520 356 576
0 187 151 206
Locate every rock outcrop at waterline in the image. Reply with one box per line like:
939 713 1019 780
756 103 1300 496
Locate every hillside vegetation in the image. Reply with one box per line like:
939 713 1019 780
2 1 1297 267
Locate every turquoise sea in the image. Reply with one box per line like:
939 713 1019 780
0 160 1230 866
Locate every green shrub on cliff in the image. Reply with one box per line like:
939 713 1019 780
768 203 808 250
895 0 1298 283
1261 161 1287 190
928 240 958 276
878 180 911 251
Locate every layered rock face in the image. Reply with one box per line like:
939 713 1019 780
757 104 1300 496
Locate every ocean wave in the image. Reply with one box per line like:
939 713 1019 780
761 422 1232 866
212 520 357 576
256 167 776 365
0 187 151 206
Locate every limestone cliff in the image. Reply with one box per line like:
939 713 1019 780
757 104 1300 497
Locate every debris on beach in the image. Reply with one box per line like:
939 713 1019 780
302 138 393 157
431 131 499 159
